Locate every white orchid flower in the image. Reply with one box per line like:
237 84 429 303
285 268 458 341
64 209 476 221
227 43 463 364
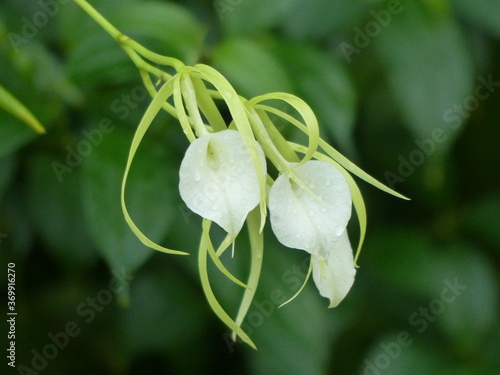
74 0 410 348
312 231 356 308
179 129 266 238
269 160 352 258
269 160 355 307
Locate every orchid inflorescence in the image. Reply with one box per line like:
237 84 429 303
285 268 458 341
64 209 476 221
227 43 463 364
75 0 407 349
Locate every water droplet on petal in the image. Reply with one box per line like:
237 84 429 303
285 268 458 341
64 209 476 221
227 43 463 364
194 174 201 182
334 226 344 236
212 204 218 211
325 180 332 186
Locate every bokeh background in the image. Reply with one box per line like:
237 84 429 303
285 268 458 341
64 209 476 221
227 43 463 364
1 0 499 374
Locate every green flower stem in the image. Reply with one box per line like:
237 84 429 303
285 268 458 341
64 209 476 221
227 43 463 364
118 37 184 72
73 0 120 39
189 76 227 132
139 70 179 119
73 0 175 81
180 73 209 137
255 109 299 163
198 220 257 349
231 208 263 342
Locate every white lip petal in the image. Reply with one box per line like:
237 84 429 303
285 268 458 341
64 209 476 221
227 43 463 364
268 160 352 258
179 130 266 237
312 231 356 308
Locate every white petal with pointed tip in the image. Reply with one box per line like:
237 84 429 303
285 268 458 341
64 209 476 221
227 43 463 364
269 160 352 258
312 231 356 308
179 130 265 237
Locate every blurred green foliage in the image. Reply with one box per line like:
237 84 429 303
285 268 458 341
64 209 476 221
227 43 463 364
1 0 499 374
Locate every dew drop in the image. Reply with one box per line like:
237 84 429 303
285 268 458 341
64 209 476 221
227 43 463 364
194 174 202 182
295 234 301 239
212 204 219 211
334 226 344 236
325 180 332 186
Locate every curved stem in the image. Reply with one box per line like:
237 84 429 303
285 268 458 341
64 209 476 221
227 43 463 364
73 0 176 79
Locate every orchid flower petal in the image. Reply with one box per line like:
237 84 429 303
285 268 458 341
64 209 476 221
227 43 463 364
179 129 266 237
312 231 356 308
269 160 352 258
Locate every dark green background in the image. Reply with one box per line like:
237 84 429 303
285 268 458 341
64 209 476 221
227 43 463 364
1 0 499 374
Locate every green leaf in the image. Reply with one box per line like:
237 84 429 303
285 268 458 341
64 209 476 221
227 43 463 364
65 28 137 87
462 193 500 251
452 0 500 40
375 2 473 145
361 340 451 375
26 154 98 267
65 1 204 86
211 38 294 98
273 43 356 152
0 155 14 201
82 128 179 274
364 229 444 297
0 84 45 134
437 244 499 353
110 2 205 65
283 0 372 40
121 262 206 356
217 0 299 35
0 110 38 158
